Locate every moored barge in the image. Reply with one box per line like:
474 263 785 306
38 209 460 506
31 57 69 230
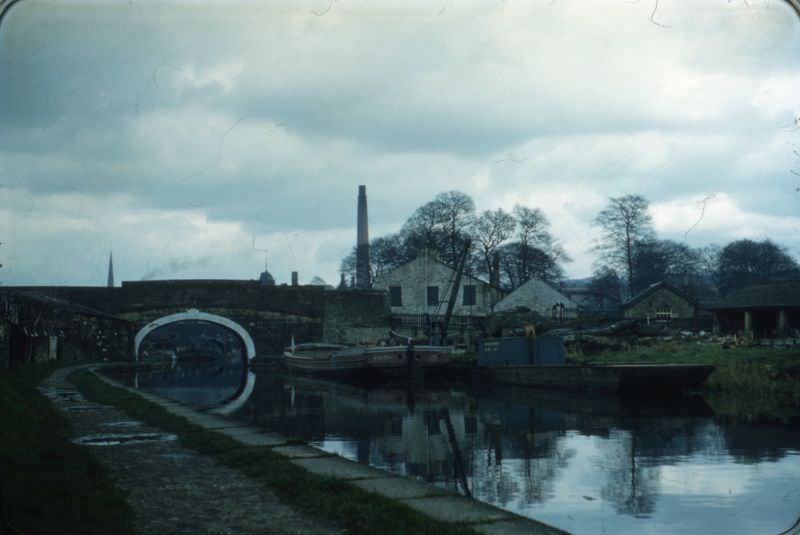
477 335 715 397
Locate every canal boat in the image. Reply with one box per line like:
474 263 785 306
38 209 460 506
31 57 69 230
477 335 715 397
284 342 452 377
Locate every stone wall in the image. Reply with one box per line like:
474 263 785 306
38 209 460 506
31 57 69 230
2 281 391 361
322 290 391 344
373 257 501 317
8 280 329 318
624 287 695 319
0 320 9 369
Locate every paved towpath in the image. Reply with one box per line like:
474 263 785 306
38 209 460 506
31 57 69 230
40 366 344 535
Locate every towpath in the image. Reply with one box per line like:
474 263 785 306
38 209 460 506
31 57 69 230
39 366 344 535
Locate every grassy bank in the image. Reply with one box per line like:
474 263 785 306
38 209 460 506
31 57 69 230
570 342 800 398
68 370 478 535
0 365 134 535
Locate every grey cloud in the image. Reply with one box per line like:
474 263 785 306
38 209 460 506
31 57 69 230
2 0 799 285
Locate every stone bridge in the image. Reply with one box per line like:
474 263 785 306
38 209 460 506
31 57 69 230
3 280 390 361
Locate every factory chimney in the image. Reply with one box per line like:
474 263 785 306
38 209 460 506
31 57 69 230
107 252 115 288
355 185 370 289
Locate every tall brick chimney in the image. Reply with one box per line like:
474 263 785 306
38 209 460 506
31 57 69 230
356 185 370 289
107 252 114 288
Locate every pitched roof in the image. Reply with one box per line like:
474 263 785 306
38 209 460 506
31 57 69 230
622 280 696 309
711 281 800 310
494 276 576 312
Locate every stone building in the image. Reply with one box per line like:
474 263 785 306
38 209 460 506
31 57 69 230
622 281 696 321
494 277 578 319
0 290 133 369
711 281 800 340
372 253 503 331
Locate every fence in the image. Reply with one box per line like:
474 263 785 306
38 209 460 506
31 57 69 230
390 314 485 338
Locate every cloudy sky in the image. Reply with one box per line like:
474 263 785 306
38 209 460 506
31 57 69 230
1 0 799 286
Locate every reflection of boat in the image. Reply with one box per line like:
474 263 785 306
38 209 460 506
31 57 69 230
281 374 458 412
480 362 715 397
283 342 452 376
475 382 715 428
478 336 715 397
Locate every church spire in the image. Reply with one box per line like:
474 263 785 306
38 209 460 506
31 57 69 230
107 252 114 288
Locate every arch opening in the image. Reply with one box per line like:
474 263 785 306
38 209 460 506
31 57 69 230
134 309 256 361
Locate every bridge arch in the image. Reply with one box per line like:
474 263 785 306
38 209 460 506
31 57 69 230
134 309 256 361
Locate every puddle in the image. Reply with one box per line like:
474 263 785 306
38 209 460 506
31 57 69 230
101 421 143 428
72 433 177 446
39 389 86 402
66 405 110 412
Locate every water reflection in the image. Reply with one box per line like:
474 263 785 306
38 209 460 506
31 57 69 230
134 367 800 534
133 320 254 411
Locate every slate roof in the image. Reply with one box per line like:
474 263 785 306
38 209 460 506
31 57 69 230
494 276 577 312
710 281 800 310
622 280 696 309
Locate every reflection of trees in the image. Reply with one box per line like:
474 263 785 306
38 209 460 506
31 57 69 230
598 430 660 518
472 411 575 507
723 423 795 464
520 439 575 505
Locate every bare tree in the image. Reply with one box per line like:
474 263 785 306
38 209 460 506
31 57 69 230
400 199 444 255
435 191 476 266
339 233 410 281
630 239 703 295
698 243 722 294
471 208 516 283
716 239 800 295
400 191 475 265
589 267 623 307
592 195 655 296
481 205 570 288
497 242 566 287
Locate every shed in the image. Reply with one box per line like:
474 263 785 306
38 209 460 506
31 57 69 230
710 281 800 339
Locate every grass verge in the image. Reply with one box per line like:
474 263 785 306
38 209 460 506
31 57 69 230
0 365 135 535
69 369 479 535
572 342 800 399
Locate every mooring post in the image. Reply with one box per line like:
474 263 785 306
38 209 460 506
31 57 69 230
406 340 415 373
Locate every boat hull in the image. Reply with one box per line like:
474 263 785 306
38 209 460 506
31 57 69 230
284 345 452 377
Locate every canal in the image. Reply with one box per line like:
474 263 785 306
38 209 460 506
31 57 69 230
124 356 800 535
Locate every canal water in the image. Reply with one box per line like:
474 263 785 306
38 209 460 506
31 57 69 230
125 358 800 535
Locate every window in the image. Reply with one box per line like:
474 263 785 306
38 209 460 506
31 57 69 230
462 285 476 306
427 286 439 306
389 286 402 307
655 307 672 321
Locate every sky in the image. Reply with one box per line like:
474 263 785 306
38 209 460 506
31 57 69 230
1 0 799 286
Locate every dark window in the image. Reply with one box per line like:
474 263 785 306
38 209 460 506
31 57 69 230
427 286 439 306
389 286 402 307
462 285 476 306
